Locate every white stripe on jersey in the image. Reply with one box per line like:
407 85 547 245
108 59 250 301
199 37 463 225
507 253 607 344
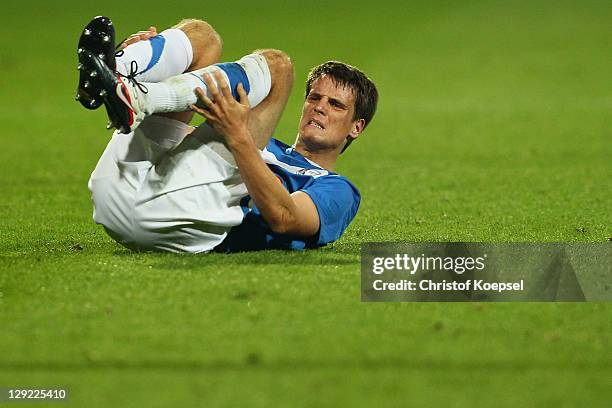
260 148 333 178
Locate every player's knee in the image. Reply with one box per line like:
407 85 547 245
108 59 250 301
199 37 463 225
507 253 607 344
173 19 220 44
175 19 223 68
257 49 294 85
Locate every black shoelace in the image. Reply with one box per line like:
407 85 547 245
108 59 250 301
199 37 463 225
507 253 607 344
114 41 148 94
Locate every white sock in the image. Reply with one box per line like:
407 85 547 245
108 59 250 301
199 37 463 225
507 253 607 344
116 28 193 82
139 53 272 115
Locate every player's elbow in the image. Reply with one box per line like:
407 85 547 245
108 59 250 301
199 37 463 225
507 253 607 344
264 205 303 235
265 208 318 237
265 210 293 234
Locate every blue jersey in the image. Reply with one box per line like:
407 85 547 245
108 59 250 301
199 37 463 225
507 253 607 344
216 139 361 252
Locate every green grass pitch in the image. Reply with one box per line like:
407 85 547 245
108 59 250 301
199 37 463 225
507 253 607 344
0 0 610 406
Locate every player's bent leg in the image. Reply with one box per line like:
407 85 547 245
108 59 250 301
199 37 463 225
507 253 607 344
79 49 273 134
157 19 223 124
146 50 293 166
247 49 294 149
116 18 222 83
148 50 289 160
173 19 223 73
76 16 222 113
76 19 276 136
182 49 293 164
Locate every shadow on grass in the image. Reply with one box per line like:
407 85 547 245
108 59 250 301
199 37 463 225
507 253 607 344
110 246 361 269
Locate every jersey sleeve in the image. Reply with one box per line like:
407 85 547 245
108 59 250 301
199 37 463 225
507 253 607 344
300 175 361 246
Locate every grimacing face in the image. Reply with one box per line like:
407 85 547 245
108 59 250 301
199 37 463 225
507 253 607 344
297 75 364 151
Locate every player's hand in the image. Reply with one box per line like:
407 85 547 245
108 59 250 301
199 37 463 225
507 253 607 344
191 70 251 145
118 26 158 49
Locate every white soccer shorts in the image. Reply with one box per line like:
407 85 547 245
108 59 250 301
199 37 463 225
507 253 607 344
88 115 247 253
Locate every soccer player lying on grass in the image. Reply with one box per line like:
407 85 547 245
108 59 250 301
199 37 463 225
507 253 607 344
76 16 378 253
